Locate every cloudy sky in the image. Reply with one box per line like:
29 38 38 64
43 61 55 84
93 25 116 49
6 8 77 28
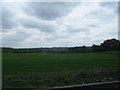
1 2 118 48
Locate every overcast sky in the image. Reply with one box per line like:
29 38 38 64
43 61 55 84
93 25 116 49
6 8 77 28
1 2 118 48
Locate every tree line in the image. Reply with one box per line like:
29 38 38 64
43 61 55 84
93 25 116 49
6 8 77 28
2 38 120 53
68 38 120 53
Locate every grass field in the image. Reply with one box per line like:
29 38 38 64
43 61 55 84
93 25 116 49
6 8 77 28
2 51 120 88
3 51 119 75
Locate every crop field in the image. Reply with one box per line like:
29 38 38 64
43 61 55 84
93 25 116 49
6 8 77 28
3 51 119 75
2 51 120 88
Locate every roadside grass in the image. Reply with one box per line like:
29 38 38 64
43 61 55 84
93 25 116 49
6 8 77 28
3 69 119 88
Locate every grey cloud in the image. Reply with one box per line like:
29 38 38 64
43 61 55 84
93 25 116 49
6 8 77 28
3 30 31 47
100 2 117 8
119 2 120 14
19 19 55 32
100 2 118 13
0 7 2 30
2 2 118 48
2 6 17 30
44 35 57 41
67 26 89 33
24 2 78 20
88 24 98 28
4 31 29 42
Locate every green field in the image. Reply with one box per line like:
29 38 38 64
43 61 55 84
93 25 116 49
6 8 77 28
3 51 119 75
2 51 120 88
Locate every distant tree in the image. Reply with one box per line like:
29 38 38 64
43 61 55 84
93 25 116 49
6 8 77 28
81 46 87 53
100 38 120 51
91 44 100 52
2 38 120 54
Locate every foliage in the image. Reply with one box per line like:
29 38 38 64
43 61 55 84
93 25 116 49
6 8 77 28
3 69 119 88
68 38 120 53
